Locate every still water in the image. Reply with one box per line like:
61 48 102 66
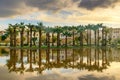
0 47 120 80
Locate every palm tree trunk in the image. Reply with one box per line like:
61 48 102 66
57 33 60 47
72 31 75 46
14 28 16 47
30 27 32 47
97 29 99 46
65 35 67 47
90 30 91 46
95 30 96 46
10 30 13 47
20 29 24 47
102 28 104 46
39 29 42 48
52 33 54 46
48 32 50 48
33 31 36 46
105 32 107 46
80 32 83 46
87 29 89 46
27 30 29 46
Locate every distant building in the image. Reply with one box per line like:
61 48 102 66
111 28 120 40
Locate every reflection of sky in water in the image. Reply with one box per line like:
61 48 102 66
1 48 120 80
0 56 9 65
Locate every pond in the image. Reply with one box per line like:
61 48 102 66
0 47 120 80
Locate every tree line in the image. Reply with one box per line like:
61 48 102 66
2 22 112 47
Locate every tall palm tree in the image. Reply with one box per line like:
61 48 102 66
97 23 103 46
26 27 30 46
54 26 63 47
51 27 56 46
8 24 14 47
77 25 85 46
102 26 106 46
85 25 89 46
62 26 72 47
44 27 51 48
13 24 18 47
19 22 25 47
92 24 99 46
37 22 44 48
69 26 77 46
32 25 37 46
27 23 34 47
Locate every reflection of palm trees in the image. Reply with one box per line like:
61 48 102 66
6 48 112 74
6 49 13 69
35 49 45 74
17 49 25 74
8 49 17 72
26 49 34 72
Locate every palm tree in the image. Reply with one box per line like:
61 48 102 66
51 27 56 46
32 25 37 46
26 27 30 46
92 24 99 46
27 23 34 47
44 27 52 48
85 25 89 46
97 23 103 46
69 26 77 46
37 22 44 48
19 22 25 47
62 26 72 47
7 24 14 47
13 24 18 47
54 26 63 47
77 25 85 46
102 26 106 46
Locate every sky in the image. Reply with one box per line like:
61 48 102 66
0 0 120 30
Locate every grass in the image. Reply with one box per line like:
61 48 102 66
7 45 116 49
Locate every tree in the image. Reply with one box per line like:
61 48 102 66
54 26 63 47
37 22 44 48
44 27 52 48
13 24 18 47
27 23 34 47
92 24 99 46
7 24 14 46
77 25 85 46
97 23 103 46
62 26 72 47
69 26 77 46
19 22 25 47
32 25 37 46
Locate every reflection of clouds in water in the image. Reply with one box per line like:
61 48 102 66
26 73 73 80
0 65 118 80
78 74 115 80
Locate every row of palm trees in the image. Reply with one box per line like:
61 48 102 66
4 22 111 47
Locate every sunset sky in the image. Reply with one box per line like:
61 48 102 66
0 0 120 30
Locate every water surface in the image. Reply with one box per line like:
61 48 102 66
0 47 120 80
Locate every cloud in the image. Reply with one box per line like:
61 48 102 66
78 0 119 10
0 0 24 17
24 0 74 11
0 0 74 17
